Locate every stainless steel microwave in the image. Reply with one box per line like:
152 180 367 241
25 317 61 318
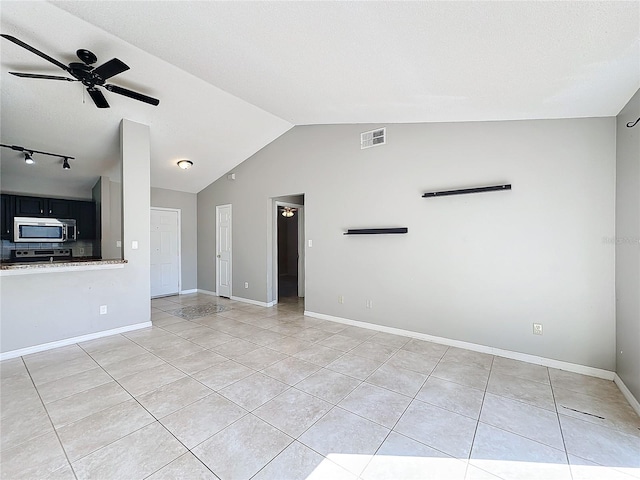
13 217 77 243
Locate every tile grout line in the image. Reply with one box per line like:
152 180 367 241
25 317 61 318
548 366 576 480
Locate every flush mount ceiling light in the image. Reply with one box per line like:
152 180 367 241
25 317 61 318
281 207 296 218
177 159 193 170
1 143 75 169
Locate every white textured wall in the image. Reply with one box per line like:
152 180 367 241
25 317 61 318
198 118 616 370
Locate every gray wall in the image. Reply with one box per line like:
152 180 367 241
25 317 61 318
615 89 640 400
151 187 198 291
0 119 150 353
198 118 616 370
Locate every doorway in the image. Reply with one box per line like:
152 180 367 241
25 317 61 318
150 208 180 298
216 204 232 298
273 198 304 304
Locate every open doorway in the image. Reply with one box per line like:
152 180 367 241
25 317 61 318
273 196 304 306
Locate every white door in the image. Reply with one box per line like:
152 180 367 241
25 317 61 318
150 208 180 297
216 204 232 298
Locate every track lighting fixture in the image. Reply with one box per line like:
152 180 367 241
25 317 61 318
0 143 75 169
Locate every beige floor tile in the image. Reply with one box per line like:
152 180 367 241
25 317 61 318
366 363 427 397
549 368 622 399
253 388 332 437
243 329 287 346
56 398 154 461
480 392 564 449
394 400 477 459
293 344 344 366
148 340 207 362
294 368 361 404
192 360 254 390
28 354 98 386
298 407 389 476
23 345 88 371
233 347 288 370
315 321 348 334
89 342 149 366
261 357 321 385
1 377 42 420
0 431 68 479
78 334 134 354
146 452 219 480
385 349 438 375
339 383 410 428
560 414 640 474
0 401 53 451
72 422 187 480
46 381 131 427
37 367 113 404
253 440 357 480
160 393 246 449
266 337 315 355
492 356 550 385
160 320 203 334
416 376 485 419
192 414 292 480
190 330 237 349
0 358 28 379
318 334 363 352
470 423 570 480
431 360 491 390
45 464 76 480
487 371 556 411
350 341 398 362
362 431 468 480
118 363 186 396
368 332 411 349
442 347 494 370
401 339 448 360
218 372 289 410
338 326 378 340
136 377 213 418
290 327 334 343
169 350 227 375
326 353 384 381
100 352 166 380
212 338 260 358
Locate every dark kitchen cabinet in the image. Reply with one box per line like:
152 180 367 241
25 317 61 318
1 194 14 240
14 196 47 216
48 198 74 218
74 201 96 240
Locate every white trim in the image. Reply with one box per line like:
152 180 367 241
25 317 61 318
150 207 182 297
197 289 218 296
0 321 152 361
0 262 126 276
614 374 640 417
215 204 232 298
180 289 198 295
304 311 615 381
231 295 275 308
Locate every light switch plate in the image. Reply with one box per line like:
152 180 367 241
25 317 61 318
132 241 139 250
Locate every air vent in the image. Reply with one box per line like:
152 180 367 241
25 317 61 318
361 127 386 149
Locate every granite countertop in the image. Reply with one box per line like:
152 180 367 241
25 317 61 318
0 259 128 270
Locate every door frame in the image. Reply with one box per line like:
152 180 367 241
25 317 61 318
150 207 182 298
272 201 305 303
215 204 232 298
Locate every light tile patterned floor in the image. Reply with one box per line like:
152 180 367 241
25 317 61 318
1 293 639 480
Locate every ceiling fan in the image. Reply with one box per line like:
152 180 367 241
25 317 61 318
1 34 160 109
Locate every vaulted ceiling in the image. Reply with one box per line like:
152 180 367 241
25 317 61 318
2 1 638 194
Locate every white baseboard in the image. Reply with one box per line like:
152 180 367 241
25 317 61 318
180 289 198 295
614 374 640 417
197 289 218 296
0 321 152 361
231 295 275 308
304 311 615 381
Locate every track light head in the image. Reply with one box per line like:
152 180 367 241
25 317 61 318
62 157 71 170
24 151 34 165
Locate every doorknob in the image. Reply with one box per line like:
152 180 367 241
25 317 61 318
216 254 221 258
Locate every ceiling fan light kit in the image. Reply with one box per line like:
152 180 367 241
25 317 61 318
1 34 160 109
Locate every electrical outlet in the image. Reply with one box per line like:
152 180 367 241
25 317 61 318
533 323 543 335
338 295 344 304
244 282 249 289
79 247 85 255
366 299 373 309
100 305 108 315
308 239 313 247
116 240 122 248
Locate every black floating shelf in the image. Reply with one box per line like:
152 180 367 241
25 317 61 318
422 184 511 198
344 228 408 235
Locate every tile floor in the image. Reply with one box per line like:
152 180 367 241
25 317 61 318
1 293 639 480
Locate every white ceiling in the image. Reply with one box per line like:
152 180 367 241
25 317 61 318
2 1 639 194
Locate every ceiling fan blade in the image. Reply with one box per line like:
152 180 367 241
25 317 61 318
9 72 76 81
92 58 129 81
87 87 110 108
104 84 160 106
1 34 69 71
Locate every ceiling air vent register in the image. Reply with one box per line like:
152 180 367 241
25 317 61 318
360 127 386 149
